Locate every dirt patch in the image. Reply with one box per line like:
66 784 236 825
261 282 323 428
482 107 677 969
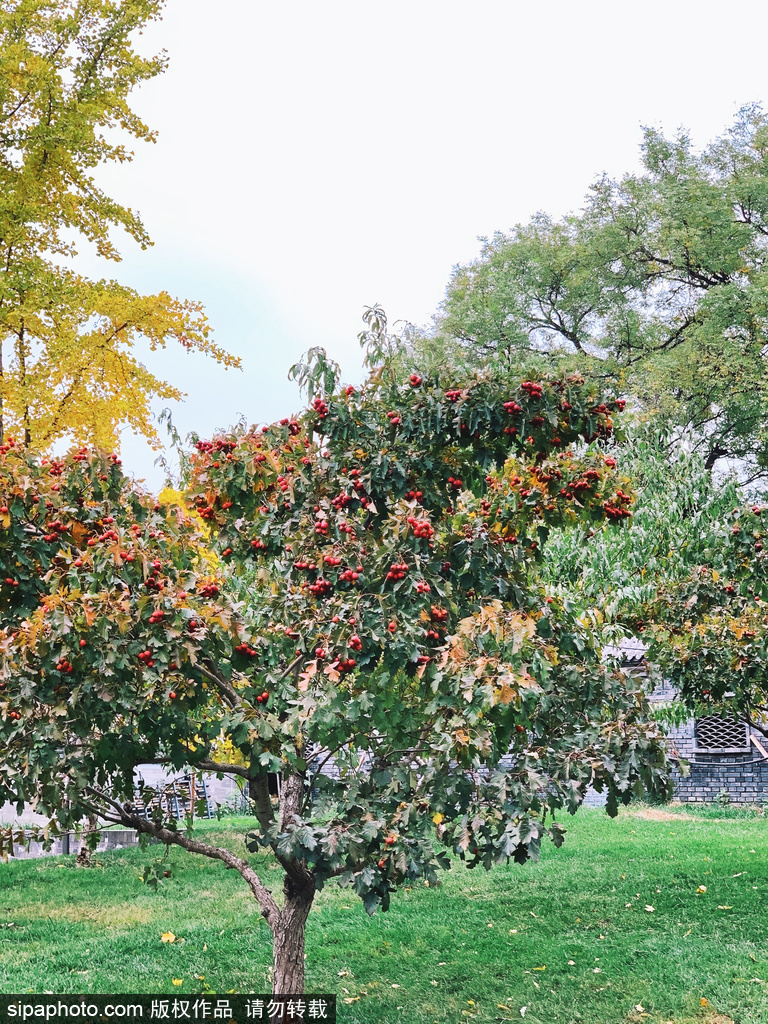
624 806 692 822
21 903 154 928
629 1013 734 1024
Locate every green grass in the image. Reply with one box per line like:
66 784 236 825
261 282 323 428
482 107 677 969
1 807 766 1024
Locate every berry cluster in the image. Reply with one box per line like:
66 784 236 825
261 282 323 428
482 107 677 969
312 397 329 421
308 578 333 597
235 642 259 657
447 476 462 490
386 562 408 581
199 582 220 598
409 374 422 386
521 381 543 399
348 634 363 651
407 515 434 539
603 489 633 520
138 650 156 669
339 568 360 583
194 438 236 454
278 418 302 436
387 410 401 425
503 400 523 414
42 519 67 543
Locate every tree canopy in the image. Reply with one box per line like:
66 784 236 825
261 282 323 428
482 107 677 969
0 343 670 993
429 104 768 481
0 0 239 450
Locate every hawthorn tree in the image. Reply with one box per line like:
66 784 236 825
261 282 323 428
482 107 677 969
0 350 671 994
0 0 239 450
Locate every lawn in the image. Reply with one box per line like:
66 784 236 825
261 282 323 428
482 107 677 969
1 804 766 1024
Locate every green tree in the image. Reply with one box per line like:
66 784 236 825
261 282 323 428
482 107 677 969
0 0 239 450
542 429 743 613
0 343 671 993
429 104 768 480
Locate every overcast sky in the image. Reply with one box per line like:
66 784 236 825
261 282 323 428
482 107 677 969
78 0 768 490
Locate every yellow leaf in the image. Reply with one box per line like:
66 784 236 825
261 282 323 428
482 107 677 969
696 885 707 893
701 998 709 1007
161 931 176 943
432 812 444 825
172 979 183 987
532 965 546 971
717 905 733 910
712 570 720 582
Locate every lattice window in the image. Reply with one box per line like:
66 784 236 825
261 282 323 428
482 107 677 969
694 715 750 752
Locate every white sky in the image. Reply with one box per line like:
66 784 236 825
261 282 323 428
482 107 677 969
76 0 768 490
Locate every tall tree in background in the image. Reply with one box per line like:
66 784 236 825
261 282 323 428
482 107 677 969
431 104 768 481
0 0 239 451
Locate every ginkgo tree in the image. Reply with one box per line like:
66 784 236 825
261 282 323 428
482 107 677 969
0 0 239 450
0 336 671 994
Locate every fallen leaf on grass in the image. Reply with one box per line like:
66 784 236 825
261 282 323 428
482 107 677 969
645 905 655 912
696 885 707 894
172 980 182 987
161 932 176 943
717 905 733 910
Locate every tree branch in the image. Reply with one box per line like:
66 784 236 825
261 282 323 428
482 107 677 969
82 788 280 929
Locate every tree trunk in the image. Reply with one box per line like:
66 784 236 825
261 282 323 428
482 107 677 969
272 872 316 994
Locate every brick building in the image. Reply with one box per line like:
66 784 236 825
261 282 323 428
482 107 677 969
603 638 768 804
